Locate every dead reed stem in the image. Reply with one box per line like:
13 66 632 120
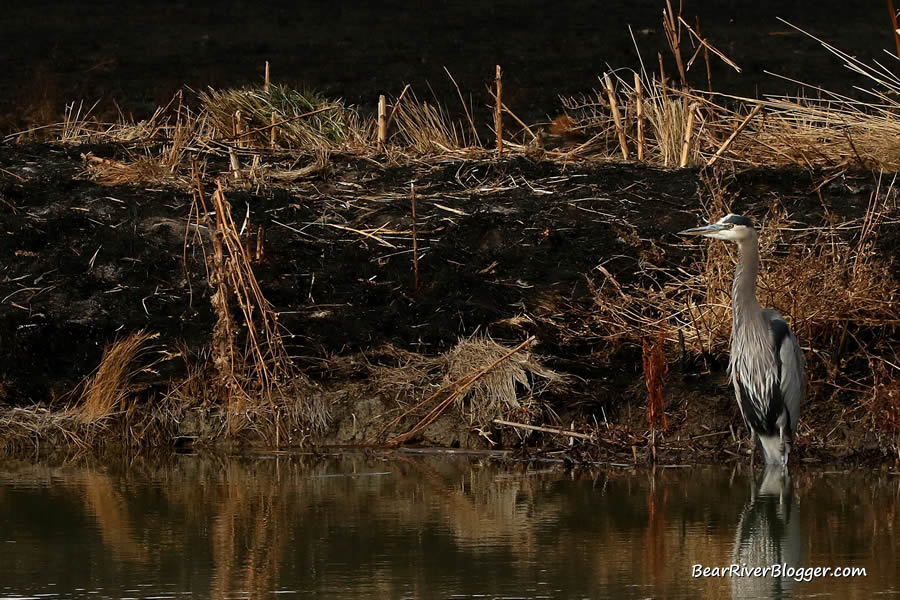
410 182 419 291
269 113 276 148
385 84 411 133
493 419 593 441
657 53 668 100
377 94 387 148
677 16 742 74
206 181 238 414
264 61 270 92
706 103 762 166
890 0 900 61
444 67 481 146
604 74 629 160
197 175 307 436
494 65 503 154
663 0 687 87
679 102 697 168
635 72 646 161
230 106 338 142
703 40 712 93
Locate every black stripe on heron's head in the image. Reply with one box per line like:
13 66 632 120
721 214 754 227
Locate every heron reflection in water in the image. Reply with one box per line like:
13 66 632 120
731 466 802 600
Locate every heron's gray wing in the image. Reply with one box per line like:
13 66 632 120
764 310 806 436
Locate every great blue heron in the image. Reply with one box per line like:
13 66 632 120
679 214 805 466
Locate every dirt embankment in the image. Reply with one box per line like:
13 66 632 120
1 141 898 463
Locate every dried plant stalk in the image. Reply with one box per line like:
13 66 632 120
495 65 503 154
77 331 164 423
604 74 629 160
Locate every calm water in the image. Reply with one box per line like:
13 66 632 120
0 452 897 600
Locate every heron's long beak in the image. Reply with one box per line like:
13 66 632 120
678 223 729 236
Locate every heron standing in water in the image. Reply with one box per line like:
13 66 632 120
679 214 805 466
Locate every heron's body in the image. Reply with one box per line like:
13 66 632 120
680 214 806 466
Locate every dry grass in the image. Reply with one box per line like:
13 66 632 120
441 336 561 426
7 15 900 175
199 178 328 437
364 336 562 442
75 330 170 424
199 85 357 149
388 90 470 154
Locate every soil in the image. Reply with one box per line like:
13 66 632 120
2 140 898 464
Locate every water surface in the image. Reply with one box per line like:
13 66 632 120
0 453 896 599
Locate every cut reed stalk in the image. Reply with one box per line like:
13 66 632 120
657 53 668 100
495 65 503 154
679 102 697 167
229 149 241 180
410 182 419 291
264 60 270 92
269 113 276 148
634 72 645 161
377 94 387 148
234 110 243 147
604 74 629 160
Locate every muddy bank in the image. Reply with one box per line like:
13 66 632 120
1 141 899 463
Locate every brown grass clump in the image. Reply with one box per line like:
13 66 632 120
199 85 355 149
441 336 560 426
82 152 169 185
76 330 169 423
389 90 469 154
370 336 562 444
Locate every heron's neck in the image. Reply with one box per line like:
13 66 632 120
732 238 761 326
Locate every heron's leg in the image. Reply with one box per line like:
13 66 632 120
780 423 792 468
749 432 758 468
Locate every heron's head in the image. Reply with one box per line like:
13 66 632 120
678 214 757 243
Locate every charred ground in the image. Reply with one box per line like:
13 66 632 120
1 141 898 463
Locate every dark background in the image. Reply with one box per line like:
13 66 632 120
0 1 891 132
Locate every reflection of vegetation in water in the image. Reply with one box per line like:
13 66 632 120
0 457 897 598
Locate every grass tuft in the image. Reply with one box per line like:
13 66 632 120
76 331 166 423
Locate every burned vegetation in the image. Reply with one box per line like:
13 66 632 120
1 21 900 463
